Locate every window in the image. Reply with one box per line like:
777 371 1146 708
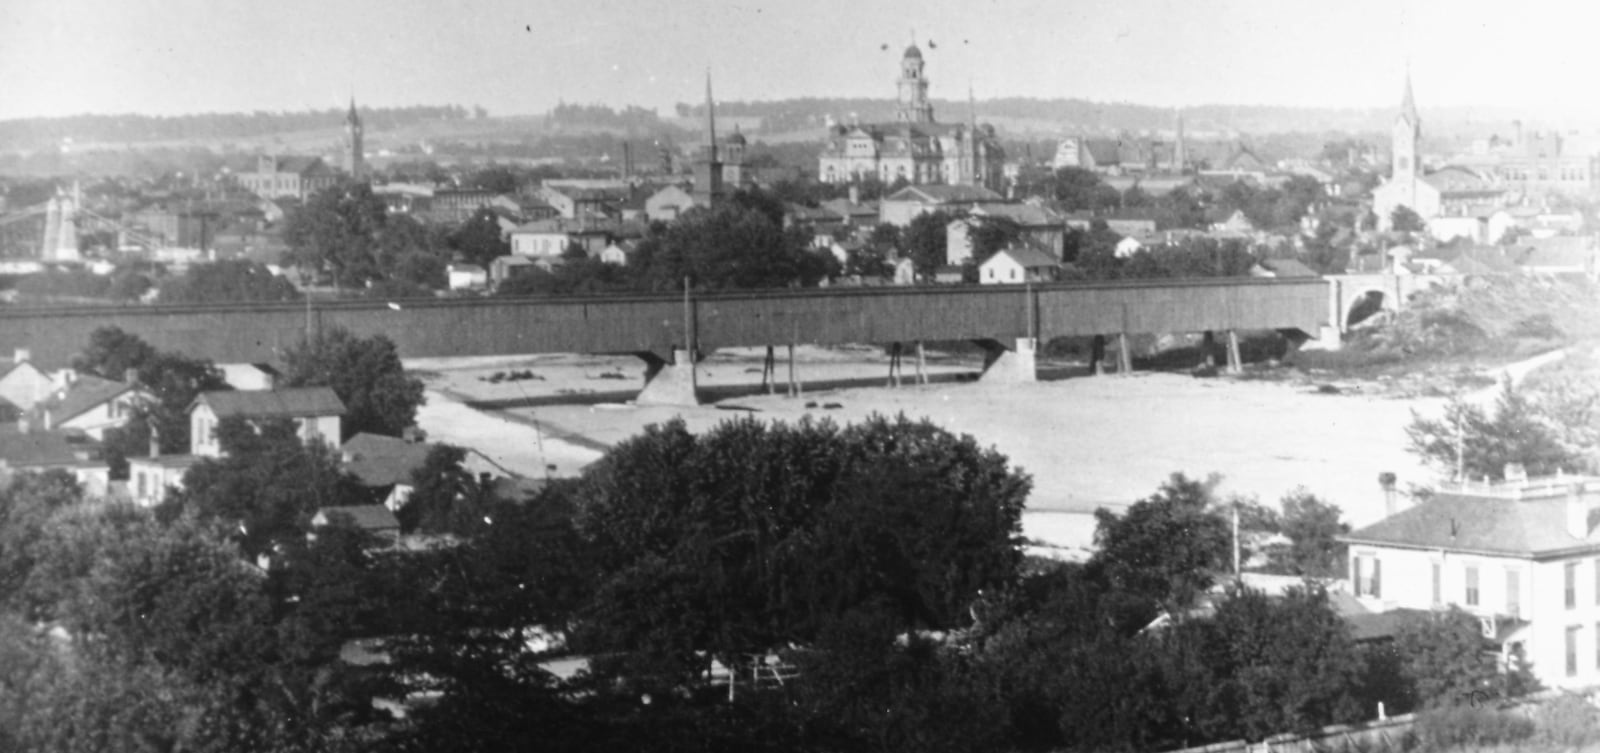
1506 568 1520 618
1466 566 1479 607
1431 563 1441 606
1567 561 1579 609
1354 555 1381 598
1596 622 1600 671
1568 626 1580 677
1594 558 1599 606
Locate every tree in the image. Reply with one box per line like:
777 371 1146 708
1051 167 1119 212
1193 586 1363 739
14 500 391 751
1395 608 1534 707
570 414 1029 684
1092 473 1231 615
903 210 953 276
398 443 498 536
157 259 300 304
281 327 426 439
0 471 83 617
167 417 366 557
1391 205 1425 234
1406 378 1583 481
71 325 155 379
867 223 902 255
450 207 511 270
1276 489 1350 578
629 203 832 290
965 215 1025 262
283 181 389 287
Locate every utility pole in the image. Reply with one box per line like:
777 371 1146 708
1231 503 1241 580
1454 400 1465 484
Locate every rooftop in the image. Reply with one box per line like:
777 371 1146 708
1342 475 1600 559
195 387 346 420
341 432 435 488
39 374 141 425
314 504 400 533
884 185 1004 204
0 426 98 468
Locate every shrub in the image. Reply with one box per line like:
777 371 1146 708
1412 705 1533 751
1531 693 1600 747
1508 313 1563 341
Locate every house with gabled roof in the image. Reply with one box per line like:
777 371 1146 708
340 432 522 512
879 184 1004 226
979 243 1060 284
30 372 153 440
189 387 346 457
0 425 111 496
645 185 696 223
0 350 53 416
1339 473 1600 689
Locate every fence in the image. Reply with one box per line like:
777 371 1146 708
1164 686 1600 753
1166 713 1418 753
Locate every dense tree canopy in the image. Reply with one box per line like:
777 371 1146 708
903 209 953 276
1091 472 1231 615
449 207 511 270
157 259 300 304
281 327 426 439
629 202 835 290
165 418 366 556
283 181 389 287
570 414 1029 682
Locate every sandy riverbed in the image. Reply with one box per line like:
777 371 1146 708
406 346 1546 559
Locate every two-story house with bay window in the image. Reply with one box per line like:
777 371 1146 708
1339 473 1600 689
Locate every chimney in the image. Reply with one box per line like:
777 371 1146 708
149 423 160 459
12 348 28 364
1379 472 1398 517
1566 483 1589 539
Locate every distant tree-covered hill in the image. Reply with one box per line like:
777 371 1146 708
678 96 1536 140
0 105 483 152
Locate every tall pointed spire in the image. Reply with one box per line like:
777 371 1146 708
692 69 724 207
968 81 977 129
703 69 717 155
1175 108 1187 172
1400 64 1420 137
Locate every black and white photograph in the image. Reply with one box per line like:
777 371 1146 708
1 0 1599 750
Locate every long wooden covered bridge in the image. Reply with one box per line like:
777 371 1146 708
0 278 1328 403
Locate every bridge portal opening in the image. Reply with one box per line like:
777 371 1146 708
1346 291 1386 329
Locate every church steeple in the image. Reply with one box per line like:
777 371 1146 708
692 70 724 206
344 95 365 179
1388 69 1420 212
702 70 718 157
1174 108 1187 172
1399 68 1421 139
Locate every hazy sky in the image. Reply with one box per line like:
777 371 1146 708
2 0 1595 120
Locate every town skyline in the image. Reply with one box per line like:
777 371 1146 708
6 0 1600 123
